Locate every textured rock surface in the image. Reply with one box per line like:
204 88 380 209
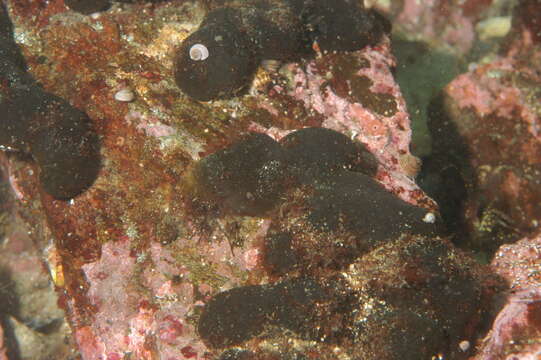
425 1 541 359
427 0 541 253
367 0 515 55
365 0 516 158
0 165 73 360
0 0 523 359
473 232 541 360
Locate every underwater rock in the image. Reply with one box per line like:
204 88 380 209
372 0 495 56
473 288 541 360
217 349 254 360
174 0 388 100
336 235 497 360
425 2 541 252
0 181 72 359
2 1 492 359
514 0 541 45
0 324 6 360
472 232 541 359
491 232 541 290
199 235 498 359
185 128 443 275
189 127 441 274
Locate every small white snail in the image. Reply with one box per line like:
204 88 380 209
189 43 209 61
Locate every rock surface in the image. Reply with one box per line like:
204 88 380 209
427 0 541 251
1 0 533 359
473 232 541 360
425 1 541 359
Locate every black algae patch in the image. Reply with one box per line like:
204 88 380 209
28 94 101 199
0 90 101 199
198 277 338 349
199 276 357 349
271 277 327 340
262 232 298 276
175 0 389 100
191 133 287 216
188 126 435 236
64 0 111 14
306 171 441 242
0 5 100 199
300 1 389 52
280 126 378 183
198 284 276 348
349 76 398 117
0 96 30 151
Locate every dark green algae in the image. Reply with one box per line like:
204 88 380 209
198 235 494 360
184 128 473 358
198 277 352 348
0 4 100 200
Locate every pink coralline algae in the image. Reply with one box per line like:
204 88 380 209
473 288 541 360
473 233 541 359
429 2 541 252
262 37 434 209
426 2 541 358
371 0 493 55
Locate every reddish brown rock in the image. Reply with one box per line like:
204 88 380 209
473 288 541 360
427 1 541 252
368 0 498 55
425 4 541 359
472 232 541 360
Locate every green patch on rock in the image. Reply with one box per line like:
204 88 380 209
393 38 462 157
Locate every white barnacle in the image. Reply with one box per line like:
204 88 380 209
189 43 209 61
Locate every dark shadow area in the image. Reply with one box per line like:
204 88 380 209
418 92 529 257
417 93 474 249
0 266 22 360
